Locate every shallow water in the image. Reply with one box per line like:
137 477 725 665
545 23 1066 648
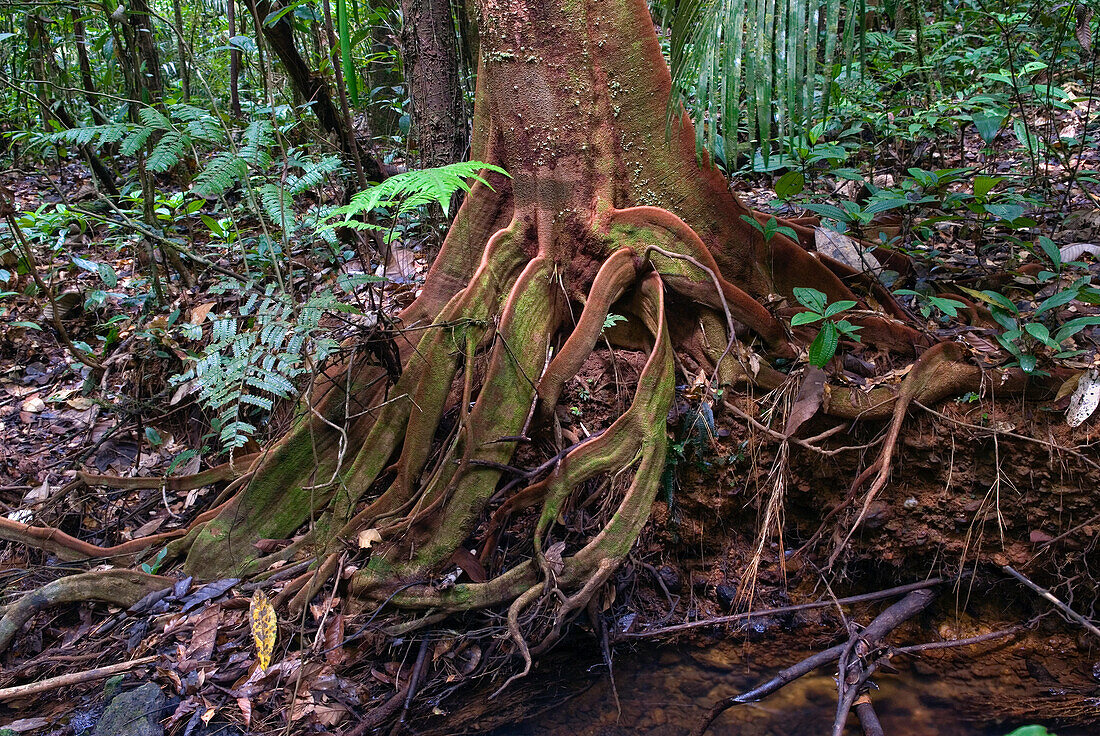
497 639 1094 736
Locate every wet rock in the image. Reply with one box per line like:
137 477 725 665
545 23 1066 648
93 682 168 736
715 584 737 611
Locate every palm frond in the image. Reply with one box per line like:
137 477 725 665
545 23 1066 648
668 0 861 166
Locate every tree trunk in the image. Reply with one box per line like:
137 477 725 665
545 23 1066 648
400 0 467 167
128 0 163 103
228 0 241 116
159 3 1049 721
70 9 108 126
171 0 190 100
251 0 386 181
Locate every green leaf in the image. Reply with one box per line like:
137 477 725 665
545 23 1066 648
808 321 839 368
927 296 965 318
1036 236 1061 271
1024 322 1052 345
1053 316 1100 343
791 311 825 326
774 170 804 199
984 204 1026 222
972 111 1005 144
973 175 1003 200
802 202 850 222
822 300 856 318
337 0 360 106
1035 288 1079 316
1002 726 1054 736
1018 353 1038 373
792 287 827 313
958 287 1018 314
98 262 118 288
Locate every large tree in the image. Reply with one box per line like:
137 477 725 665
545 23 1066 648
0 0 1043 707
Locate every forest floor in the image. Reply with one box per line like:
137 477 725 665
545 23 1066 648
2 111 1100 736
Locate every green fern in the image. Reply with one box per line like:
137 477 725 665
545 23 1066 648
147 130 191 172
327 160 509 232
286 154 343 196
174 279 366 450
193 151 248 197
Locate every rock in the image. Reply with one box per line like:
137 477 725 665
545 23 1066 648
715 584 737 611
93 683 168 736
657 565 681 593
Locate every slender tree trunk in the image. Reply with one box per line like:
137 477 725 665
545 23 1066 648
228 0 242 116
70 9 108 126
128 0 163 103
171 0 190 100
250 0 386 180
400 0 466 167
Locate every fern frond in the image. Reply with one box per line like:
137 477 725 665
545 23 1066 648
240 120 275 168
120 126 155 157
194 152 248 197
286 155 343 195
259 183 295 229
147 131 191 172
138 106 172 131
330 160 509 227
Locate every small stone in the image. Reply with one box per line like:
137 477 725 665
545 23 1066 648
715 584 737 611
93 683 168 736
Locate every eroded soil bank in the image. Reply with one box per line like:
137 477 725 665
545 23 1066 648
430 348 1100 735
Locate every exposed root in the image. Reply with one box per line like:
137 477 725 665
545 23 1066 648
0 497 232 563
0 570 171 654
828 342 971 565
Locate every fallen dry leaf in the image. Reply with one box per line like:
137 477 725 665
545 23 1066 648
249 589 277 670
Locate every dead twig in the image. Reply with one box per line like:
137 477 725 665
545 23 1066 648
692 588 936 736
623 577 947 639
1002 565 1100 641
0 656 157 701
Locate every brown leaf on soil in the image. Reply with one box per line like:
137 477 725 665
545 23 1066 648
783 366 826 438
237 697 252 729
187 603 222 661
190 302 216 325
323 613 345 666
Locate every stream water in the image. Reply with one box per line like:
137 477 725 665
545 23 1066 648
493 638 1094 736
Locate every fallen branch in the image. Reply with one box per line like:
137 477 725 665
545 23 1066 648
1002 565 1100 641
0 570 171 653
622 577 946 639
0 656 157 701
691 588 936 736
854 693 886 736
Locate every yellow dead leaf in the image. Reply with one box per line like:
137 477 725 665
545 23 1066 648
249 589 277 670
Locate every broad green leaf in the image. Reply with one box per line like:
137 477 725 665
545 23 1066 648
791 311 825 326
973 175 1003 200
1054 316 1100 343
774 170 805 199
822 300 856 318
808 321 839 368
972 111 1005 144
792 287 827 313
1035 288 1079 316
